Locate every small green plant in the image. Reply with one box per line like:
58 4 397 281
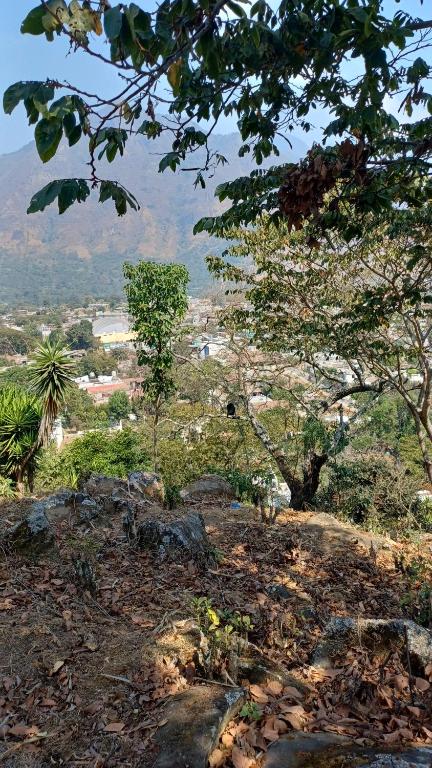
164 484 183 510
239 702 262 721
192 596 253 680
0 475 17 499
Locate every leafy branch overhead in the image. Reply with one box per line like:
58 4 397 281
4 1 432 236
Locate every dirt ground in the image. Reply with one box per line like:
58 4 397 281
0 497 431 766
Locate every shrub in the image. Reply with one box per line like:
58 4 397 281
315 453 420 533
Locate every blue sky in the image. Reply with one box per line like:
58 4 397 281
0 1 427 155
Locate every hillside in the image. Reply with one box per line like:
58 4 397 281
0 480 431 766
0 133 304 306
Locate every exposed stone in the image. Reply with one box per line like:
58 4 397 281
153 685 245 768
314 617 432 671
128 471 164 504
180 474 235 501
266 583 293 600
136 513 213 568
6 505 55 553
263 732 432 767
82 471 164 507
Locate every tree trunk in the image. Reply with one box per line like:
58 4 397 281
153 395 161 473
414 418 432 484
243 398 327 510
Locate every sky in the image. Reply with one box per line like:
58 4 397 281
0 0 428 155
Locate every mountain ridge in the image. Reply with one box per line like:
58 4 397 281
0 132 306 305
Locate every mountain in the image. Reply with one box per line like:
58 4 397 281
0 131 306 306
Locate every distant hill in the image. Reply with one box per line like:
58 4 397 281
0 132 305 306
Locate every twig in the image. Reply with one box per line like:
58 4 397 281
194 676 241 689
0 732 49 761
100 673 141 690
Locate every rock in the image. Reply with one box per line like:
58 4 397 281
30 492 103 526
6 505 55 553
36 490 73 521
180 474 235 501
136 513 213 568
266 584 293 600
145 619 209 672
263 732 432 767
153 685 245 768
128 471 164 504
314 617 432 671
82 471 164 507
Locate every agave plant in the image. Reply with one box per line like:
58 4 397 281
28 340 75 448
0 386 41 490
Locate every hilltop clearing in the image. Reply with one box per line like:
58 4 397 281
0 484 431 767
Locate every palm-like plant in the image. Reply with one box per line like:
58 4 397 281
28 340 75 448
0 386 41 490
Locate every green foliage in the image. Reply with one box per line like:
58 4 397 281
192 596 253 677
77 349 118 377
106 391 130 421
35 444 78 492
0 327 35 356
61 385 109 431
0 475 17 499
239 702 262 721
7 2 432 243
124 262 189 403
61 428 148 482
0 386 41 486
316 454 420 533
65 319 95 350
28 340 75 445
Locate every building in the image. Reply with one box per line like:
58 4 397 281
98 331 137 351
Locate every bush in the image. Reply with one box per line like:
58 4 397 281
0 475 16 499
315 453 420 533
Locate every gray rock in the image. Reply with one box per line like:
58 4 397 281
136 513 213 568
6 505 55 553
34 491 103 525
82 471 164 507
180 474 235 500
128 471 164 503
263 732 432 767
314 617 432 670
266 584 293 600
153 685 245 768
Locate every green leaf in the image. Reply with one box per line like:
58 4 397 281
21 6 45 35
27 178 90 214
167 60 182 93
3 81 54 116
99 181 139 216
104 6 123 40
35 117 63 162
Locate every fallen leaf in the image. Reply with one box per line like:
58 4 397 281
104 722 125 733
209 747 225 767
415 677 430 692
249 684 269 704
40 698 57 707
265 680 283 696
231 745 255 768
62 609 73 631
282 712 303 730
50 660 65 676
282 685 304 700
9 724 40 738
0 599 13 610
221 731 234 748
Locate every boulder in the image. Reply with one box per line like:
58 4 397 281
26 492 103 526
82 471 164 507
128 471 164 504
263 732 432 767
180 474 234 501
153 685 245 768
314 617 432 671
136 513 213 568
6 505 55 553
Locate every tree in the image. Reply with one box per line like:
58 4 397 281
28 340 76 449
5 3 432 246
77 349 118 377
124 262 189 470
210 216 432 482
0 327 36 356
63 428 148 481
107 390 130 422
65 319 95 350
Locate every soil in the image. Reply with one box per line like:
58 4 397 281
0 496 431 766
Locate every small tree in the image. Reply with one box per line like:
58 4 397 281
123 262 189 470
65 319 95 350
107 391 130 422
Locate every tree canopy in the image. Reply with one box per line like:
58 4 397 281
4 1 432 242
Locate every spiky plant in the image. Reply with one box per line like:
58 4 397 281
28 340 75 447
0 386 41 489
